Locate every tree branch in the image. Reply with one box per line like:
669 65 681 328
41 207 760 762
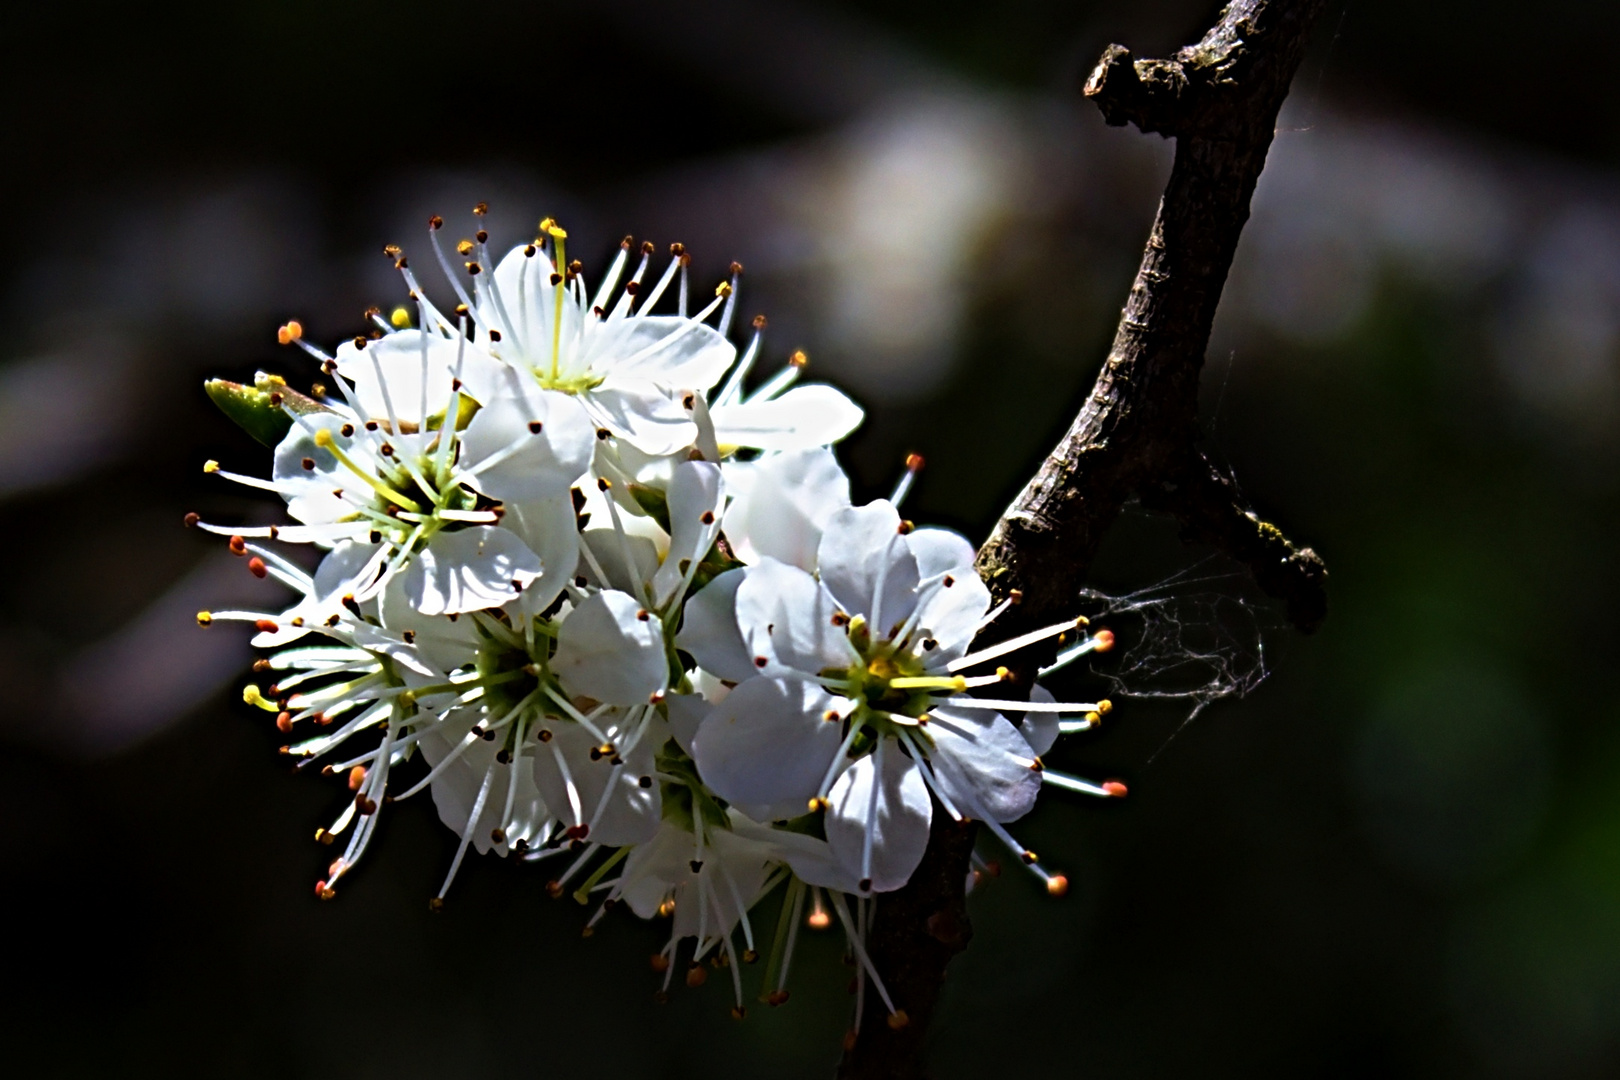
837 3 1329 1077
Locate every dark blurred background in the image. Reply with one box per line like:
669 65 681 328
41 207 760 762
5 0 1620 1076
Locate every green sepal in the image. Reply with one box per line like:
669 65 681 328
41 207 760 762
686 534 747 596
425 393 480 433
627 483 671 532
205 372 330 447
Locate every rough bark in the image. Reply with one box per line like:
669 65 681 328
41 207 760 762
837 3 1330 1077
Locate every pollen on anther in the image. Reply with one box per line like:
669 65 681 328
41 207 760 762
277 320 303 345
247 557 268 579
202 459 220 474
1046 873 1070 897
196 610 213 626
254 619 278 633
1102 780 1129 797
276 711 292 733
788 349 808 367
1093 629 1116 652
347 766 367 791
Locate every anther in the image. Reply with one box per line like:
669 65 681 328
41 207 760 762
640 240 655 255
715 281 732 298
1020 851 1038 865
730 1006 746 1021
650 953 670 973
428 215 443 230
183 511 200 528
789 349 808 367
315 828 334 845
315 880 332 900
473 202 488 216
428 897 444 913
1094 629 1116 652
227 534 247 555
897 520 914 534
887 1011 910 1031
487 329 501 342
753 313 767 329
1102 780 1128 797
277 321 304 345
1046 874 1070 897
491 827 506 844
254 619 277 633
549 272 563 286
365 420 379 431
401 630 416 644
767 989 790 1006
347 766 367 791
943 575 955 587
858 877 872 892
597 477 612 491
638 775 653 788
686 965 707 988
352 336 367 350
276 712 292 733
247 557 267 579
545 881 563 899
475 229 488 244
689 860 703 873
300 457 315 471
699 510 715 524
202 460 220 473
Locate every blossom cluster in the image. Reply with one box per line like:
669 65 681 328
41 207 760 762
194 209 1119 1028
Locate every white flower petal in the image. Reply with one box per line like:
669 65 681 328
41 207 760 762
335 331 502 425
735 560 859 676
690 676 857 821
590 377 697 455
730 816 862 893
378 572 484 674
674 568 757 683
723 447 850 571
663 692 710 757
599 315 736 390
907 528 991 663
710 383 864 452
1017 685 1062 757
420 718 550 855
652 460 726 608
498 490 582 616
458 391 594 503
404 526 541 616
530 717 661 847
550 590 667 705
826 742 932 892
817 500 919 636
924 705 1042 823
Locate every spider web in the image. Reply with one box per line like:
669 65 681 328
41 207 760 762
1072 557 1277 758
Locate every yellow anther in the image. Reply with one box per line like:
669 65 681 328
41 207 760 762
1097 699 1113 714
456 239 474 256
715 281 733 298
398 690 417 708
277 320 303 345
390 307 411 328
788 349 808 367
1085 711 1101 725
996 666 1011 680
195 610 213 626
202 459 220 473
